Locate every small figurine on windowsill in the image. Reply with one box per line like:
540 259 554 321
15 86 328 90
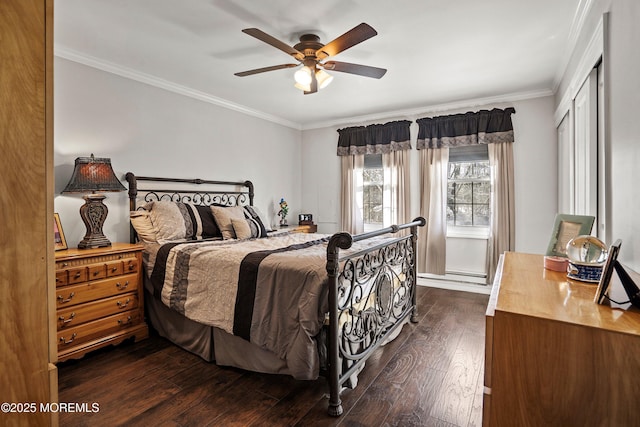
277 198 289 227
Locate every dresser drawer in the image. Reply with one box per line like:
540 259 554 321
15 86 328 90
55 266 88 287
55 273 139 308
106 260 124 277
57 292 139 330
57 310 141 352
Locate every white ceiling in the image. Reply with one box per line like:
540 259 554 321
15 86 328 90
54 0 587 129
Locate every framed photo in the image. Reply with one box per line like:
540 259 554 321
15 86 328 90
594 239 621 305
545 214 595 257
54 213 68 251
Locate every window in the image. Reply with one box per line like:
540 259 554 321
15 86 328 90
447 145 490 228
363 154 383 230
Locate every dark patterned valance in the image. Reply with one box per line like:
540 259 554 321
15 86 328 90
337 120 412 156
416 107 515 149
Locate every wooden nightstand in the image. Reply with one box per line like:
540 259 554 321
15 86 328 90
55 243 148 362
296 224 317 233
279 224 318 233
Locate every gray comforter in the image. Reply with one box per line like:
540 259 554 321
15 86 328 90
146 232 344 379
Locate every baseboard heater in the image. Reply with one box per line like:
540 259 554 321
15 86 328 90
418 270 488 285
444 270 487 279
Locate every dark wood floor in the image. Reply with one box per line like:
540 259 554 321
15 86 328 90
57 286 489 427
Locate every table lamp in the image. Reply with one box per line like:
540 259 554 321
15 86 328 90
62 154 125 249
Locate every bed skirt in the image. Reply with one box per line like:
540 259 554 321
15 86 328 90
145 289 301 378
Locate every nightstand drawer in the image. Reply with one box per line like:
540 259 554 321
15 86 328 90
56 270 69 287
57 310 141 351
67 266 88 285
57 292 139 330
106 260 124 277
56 273 139 308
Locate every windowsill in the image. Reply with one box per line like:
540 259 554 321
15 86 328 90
447 226 489 240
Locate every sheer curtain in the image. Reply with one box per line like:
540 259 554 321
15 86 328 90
340 154 364 234
337 120 412 233
382 148 410 227
418 147 448 273
487 141 515 283
416 108 516 280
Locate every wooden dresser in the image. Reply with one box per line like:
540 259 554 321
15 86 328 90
484 252 640 426
55 243 148 362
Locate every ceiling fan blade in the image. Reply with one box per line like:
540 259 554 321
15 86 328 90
322 61 387 79
234 63 299 77
242 28 304 60
316 23 377 59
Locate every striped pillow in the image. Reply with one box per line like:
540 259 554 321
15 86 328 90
142 201 222 243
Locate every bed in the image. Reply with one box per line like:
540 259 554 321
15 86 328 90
125 173 425 416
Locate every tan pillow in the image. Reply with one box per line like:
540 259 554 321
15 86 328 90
231 218 252 240
210 205 246 240
130 210 157 243
149 201 188 242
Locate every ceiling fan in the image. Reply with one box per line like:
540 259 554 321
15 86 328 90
234 23 387 94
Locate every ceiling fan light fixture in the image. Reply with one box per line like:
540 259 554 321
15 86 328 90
294 66 313 85
316 69 333 89
294 69 333 92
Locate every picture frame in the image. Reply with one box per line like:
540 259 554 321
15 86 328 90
54 213 68 251
594 239 621 305
545 213 595 257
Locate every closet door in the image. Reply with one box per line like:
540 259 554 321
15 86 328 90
557 113 573 214
573 68 598 222
596 62 608 243
0 0 56 425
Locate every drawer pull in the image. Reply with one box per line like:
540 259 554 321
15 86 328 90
74 272 82 279
60 333 77 345
116 298 131 308
128 263 135 271
93 270 101 276
111 267 118 272
118 316 132 325
116 281 129 290
58 312 76 324
57 292 75 304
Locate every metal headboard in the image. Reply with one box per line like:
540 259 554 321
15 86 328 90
125 172 254 243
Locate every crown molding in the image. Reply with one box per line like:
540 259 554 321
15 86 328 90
301 88 554 130
55 45 555 133
54 46 302 130
553 13 604 126
552 0 597 92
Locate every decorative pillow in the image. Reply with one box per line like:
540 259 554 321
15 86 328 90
184 203 222 239
148 201 192 242
129 210 157 243
231 218 252 240
244 206 268 237
210 205 246 240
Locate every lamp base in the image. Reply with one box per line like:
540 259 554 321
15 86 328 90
77 194 112 249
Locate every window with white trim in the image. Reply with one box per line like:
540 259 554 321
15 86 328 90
447 145 490 230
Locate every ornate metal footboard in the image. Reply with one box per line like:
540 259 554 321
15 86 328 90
325 217 426 416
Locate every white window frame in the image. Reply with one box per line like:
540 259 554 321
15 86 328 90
447 146 490 239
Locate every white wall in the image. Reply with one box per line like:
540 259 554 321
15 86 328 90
54 58 302 247
556 0 640 271
301 95 559 261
